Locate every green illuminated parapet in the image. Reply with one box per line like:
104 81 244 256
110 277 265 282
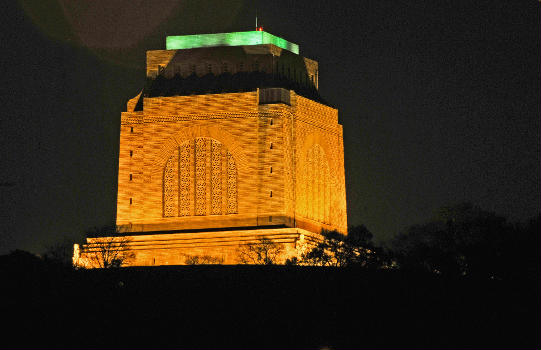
166 31 299 54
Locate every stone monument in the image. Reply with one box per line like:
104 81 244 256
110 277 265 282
74 30 347 266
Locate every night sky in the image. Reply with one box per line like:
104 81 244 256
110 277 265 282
1 0 539 254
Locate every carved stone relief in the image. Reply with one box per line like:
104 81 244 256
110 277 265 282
163 137 237 217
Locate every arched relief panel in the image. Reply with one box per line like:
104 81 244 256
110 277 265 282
299 133 338 188
149 125 251 220
299 132 336 172
162 137 238 217
297 132 340 225
298 143 332 224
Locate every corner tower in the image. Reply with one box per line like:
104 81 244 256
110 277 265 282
78 31 347 266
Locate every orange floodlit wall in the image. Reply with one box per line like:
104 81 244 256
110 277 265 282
116 89 346 235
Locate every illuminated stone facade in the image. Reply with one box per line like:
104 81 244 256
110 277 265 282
74 31 346 266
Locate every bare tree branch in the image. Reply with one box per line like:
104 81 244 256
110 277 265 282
237 238 284 265
75 226 135 268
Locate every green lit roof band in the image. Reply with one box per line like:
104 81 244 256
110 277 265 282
166 31 299 54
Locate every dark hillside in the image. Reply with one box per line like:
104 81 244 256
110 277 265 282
1 255 538 349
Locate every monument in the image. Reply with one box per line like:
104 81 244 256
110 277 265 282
74 30 347 266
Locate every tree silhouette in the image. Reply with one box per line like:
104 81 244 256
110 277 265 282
300 226 386 267
74 226 135 268
184 254 224 265
237 237 284 265
43 237 76 267
389 203 537 279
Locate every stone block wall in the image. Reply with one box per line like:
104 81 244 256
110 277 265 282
116 89 347 235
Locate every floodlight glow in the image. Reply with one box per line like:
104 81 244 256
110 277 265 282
166 31 299 54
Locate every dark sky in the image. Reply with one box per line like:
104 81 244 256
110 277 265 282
0 0 539 254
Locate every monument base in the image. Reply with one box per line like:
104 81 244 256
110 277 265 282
73 227 321 267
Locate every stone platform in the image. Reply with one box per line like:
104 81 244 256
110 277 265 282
73 227 321 267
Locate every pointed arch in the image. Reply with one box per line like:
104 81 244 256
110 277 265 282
151 125 248 176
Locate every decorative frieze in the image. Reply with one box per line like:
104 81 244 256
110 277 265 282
194 137 207 215
179 143 191 216
227 153 238 214
162 138 238 217
211 140 222 215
